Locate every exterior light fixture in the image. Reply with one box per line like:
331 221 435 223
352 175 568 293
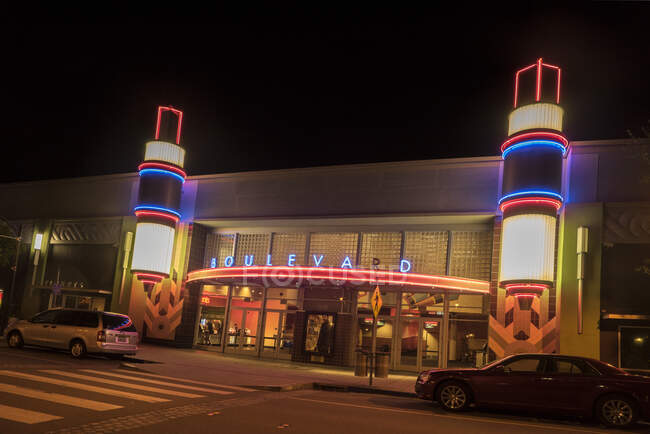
577 226 589 334
33 233 43 251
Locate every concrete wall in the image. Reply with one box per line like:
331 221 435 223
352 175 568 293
193 158 501 219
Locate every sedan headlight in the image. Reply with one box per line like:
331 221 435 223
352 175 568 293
417 371 431 383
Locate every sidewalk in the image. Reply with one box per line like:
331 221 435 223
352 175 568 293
127 343 418 396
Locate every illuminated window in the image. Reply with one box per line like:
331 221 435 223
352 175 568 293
508 103 563 136
131 223 175 276
499 214 556 284
358 232 402 271
403 231 448 275
144 141 186 168
308 233 359 267
235 234 270 266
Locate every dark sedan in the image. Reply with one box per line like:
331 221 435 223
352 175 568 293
415 353 650 428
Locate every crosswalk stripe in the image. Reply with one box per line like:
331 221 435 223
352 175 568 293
0 404 62 424
80 370 234 395
0 382 122 411
115 370 256 392
0 370 169 403
41 370 205 399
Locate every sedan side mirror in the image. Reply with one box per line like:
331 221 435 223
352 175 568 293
492 365 506 374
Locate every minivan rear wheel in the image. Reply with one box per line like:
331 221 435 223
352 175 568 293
7 331 23 348
70 339 86 359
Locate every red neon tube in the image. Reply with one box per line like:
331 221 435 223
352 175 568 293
501 132 569 152
134 210 180 223
514 63 536 108
499 197 562 213
138 162 187 178
134 272 164 281
535 58 543 102
154 106 184 145
186 266 490 294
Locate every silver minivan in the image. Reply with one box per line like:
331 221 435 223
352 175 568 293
5 308 139 358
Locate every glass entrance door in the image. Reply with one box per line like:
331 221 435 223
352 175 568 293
226 308 260 354
262 311 283 358
261 311 297 360
399 317 441 371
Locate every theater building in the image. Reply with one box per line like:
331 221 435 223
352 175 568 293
1 60 649 372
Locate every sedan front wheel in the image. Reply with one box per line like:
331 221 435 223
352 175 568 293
437 381 471 412
596 394 638 428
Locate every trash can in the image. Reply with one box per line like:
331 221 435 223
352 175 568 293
374 352 389 378
355 351 368 377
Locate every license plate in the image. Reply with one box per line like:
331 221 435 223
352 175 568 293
117 336 129 343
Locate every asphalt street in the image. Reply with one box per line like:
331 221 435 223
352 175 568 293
0 344 648 434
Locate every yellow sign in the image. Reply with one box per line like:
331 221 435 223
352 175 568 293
371 286 383 319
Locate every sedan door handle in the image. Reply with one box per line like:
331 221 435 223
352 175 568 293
538 377 554 381
42 325 49 328
51 326 57 329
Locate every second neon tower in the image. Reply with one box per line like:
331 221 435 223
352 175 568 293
498 59 567 314
131 106 187 290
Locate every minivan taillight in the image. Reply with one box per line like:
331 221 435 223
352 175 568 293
97 330 106 342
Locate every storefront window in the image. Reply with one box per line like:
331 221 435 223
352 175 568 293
198 285 228 346
304 314 335 364
357 317 394 354
620 327 650 370
447 319 489 368
54 294 105 311
357 290 397 316
230 286 263 308
449 294 487 315
265 288 299 310
401 292 443 317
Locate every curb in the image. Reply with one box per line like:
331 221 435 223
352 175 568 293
313 383 416 398
248 382 415 397
247 383 315 392
119 362 158 372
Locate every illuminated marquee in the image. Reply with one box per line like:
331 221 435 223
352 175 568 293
211 254 413 273
187 266 490 294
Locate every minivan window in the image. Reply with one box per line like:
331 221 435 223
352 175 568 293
77 311 99 328
31 310 59 324
55 310 79 326
102 313 136 332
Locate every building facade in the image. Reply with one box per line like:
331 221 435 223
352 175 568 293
1 62 649 372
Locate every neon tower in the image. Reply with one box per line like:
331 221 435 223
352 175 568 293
131 106 186 291
498 59 566 339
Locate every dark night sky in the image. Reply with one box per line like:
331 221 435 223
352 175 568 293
3 4 649 183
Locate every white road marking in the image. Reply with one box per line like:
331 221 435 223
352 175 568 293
0 382 122 411
115 370 256 392
0 370 168 403
0 404 62 424
41 370 205 399
288 397 608 434
80 370 234 395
